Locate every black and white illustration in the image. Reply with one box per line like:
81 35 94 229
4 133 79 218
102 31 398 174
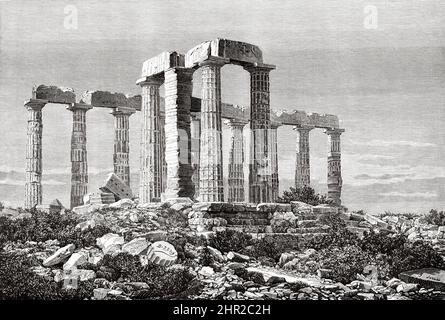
0 0 444 303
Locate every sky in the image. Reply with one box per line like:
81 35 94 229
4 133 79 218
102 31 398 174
0 0 444 213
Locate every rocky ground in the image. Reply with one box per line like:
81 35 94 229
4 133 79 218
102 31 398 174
0 199 444 300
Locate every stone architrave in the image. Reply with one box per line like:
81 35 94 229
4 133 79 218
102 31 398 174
137 76 164 203
163 67 195 199
67 103 92 208
270 121 281 201
198 57 227 202
325 128 345 205
244 64 276 204
110 107 136 187
190 114 201 199
24 98 47 209
294 125 314 189
225 118 248 203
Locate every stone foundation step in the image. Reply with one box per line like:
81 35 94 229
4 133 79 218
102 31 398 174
210 212 269 220
249 232 329 239
227 225 269 233
293 226 330 234
224 217 270 226
297 220 318 228
347 226 371 237
296 214 318 221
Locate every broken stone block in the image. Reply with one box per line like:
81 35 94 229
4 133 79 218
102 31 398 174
399 268 445 291
43 244 75 267
93 288 110 300
122 238 149 256
100 173 133 200
63 252 88 270
145 241 178 267
97 233 124 249
84 192 116 205
35 85 75 104
109 198 135 209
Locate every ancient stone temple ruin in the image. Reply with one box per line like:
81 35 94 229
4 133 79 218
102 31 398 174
23 39 345 210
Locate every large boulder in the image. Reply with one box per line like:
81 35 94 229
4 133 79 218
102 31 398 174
43 244 75 267
122 238 149 256
96 233 125 253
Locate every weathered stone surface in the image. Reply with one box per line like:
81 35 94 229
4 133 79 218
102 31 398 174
140 51 185 78
35 85 75 104
100 173 133 200
43 244 75 267
93 288 110 300
227 251 250 262
122 238 149 256
109 199 135 209
294 125 313 189
96 233 125 250
185 38 263 68
199 266 215 277
80 90 128 108
63 252 88 270
399 268 445 291
146 241 178 267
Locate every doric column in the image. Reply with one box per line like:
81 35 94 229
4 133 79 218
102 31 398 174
163 67 195 199
245 64 275 204
111 107 136 187
294 125 314 189
270 121 281 202
67 103 92 208
225 119 248 203
190 114 201 199
199 57 226 202
137 76 163 203
325 128 345 206
24 99 47 209
160 112 167 194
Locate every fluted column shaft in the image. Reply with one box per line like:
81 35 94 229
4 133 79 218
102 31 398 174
270 122 280 201
325 128 345 205
111 107 135 187
199 58 225 202
163 67 195 199
160 112 167 194
67 103 92 208
245 65 274 204
226 119 247 203
191 114 201 199
294 125 313 189
24 99 46 209
139 77 163 203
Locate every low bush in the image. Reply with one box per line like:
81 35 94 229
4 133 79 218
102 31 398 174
277 186 331 206
0 252 94 300
305 214 360 250
249 237 284 262
208 229 253 253
0 210 111 249
422 209 445 226
98 252 196 299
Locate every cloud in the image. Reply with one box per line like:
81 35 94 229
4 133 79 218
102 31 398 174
354 173 414 180
378 191 438 199
351 140 437 148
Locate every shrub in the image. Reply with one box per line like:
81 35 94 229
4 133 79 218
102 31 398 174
98 253 196 299
305 214 360 250
422 209 445 226
360 230 407 255
0 252 94 300
250 237 283 262
389 240 443 277
277 186 331 206
0 210 111 249
208 229 253 253
315 245 374 283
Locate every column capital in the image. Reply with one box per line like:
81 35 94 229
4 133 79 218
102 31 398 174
293 124 315 132
110 106 137 116
24 99 47 110
243 62 276 73
198 56 229 68
324 128 345 136
136 75 164 87
224 118 249 128
66 102 93 112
